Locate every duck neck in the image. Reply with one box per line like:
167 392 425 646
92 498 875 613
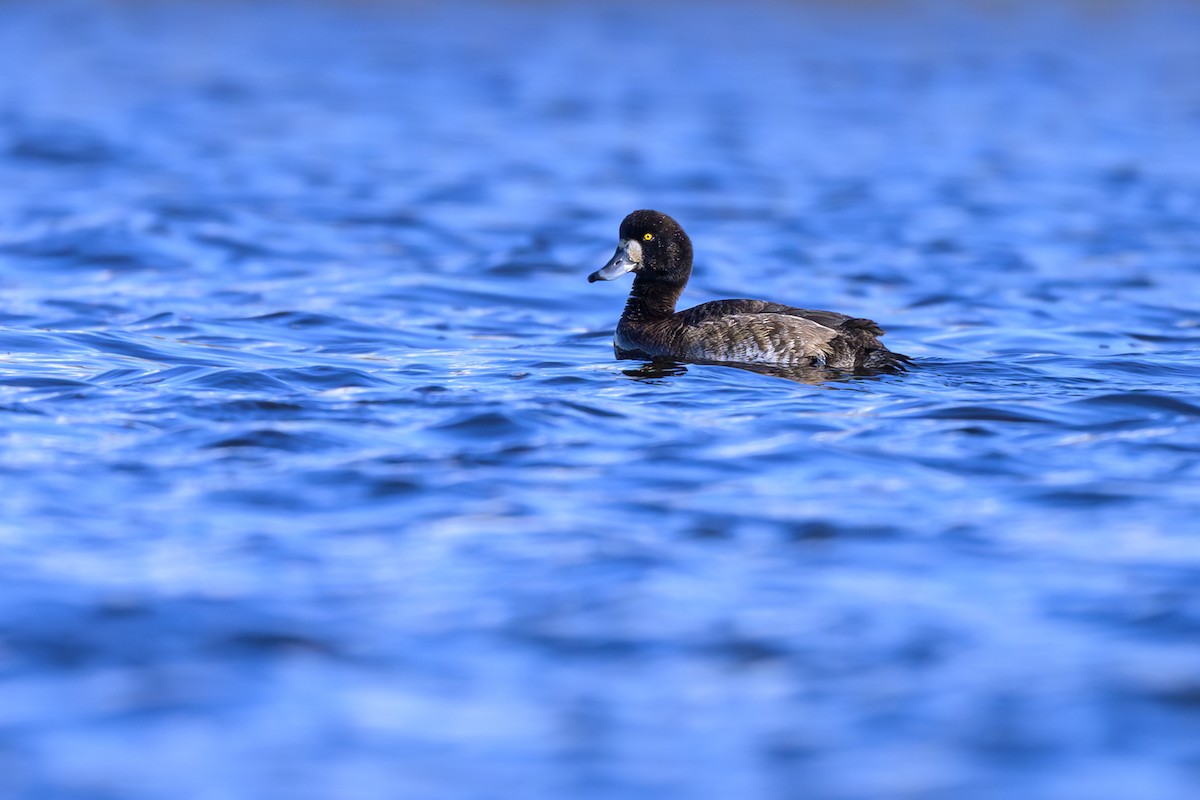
621 275 684 323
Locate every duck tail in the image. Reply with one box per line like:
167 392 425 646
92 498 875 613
861 347 913 373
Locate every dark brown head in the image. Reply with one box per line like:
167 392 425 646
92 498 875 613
588 210 694 288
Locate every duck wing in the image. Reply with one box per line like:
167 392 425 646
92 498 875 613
676 312 839 367
681 299 885 336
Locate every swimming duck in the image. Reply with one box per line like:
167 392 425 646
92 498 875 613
588 210 909 373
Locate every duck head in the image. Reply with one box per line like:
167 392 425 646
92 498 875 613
588 210 693 287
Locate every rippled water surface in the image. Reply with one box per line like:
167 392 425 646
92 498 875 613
3 1 1200 798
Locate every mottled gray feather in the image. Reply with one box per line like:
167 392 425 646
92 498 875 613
677 313 838 367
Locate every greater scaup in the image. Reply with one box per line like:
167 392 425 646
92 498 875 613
588 210 910 373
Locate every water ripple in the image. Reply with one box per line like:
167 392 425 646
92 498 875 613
2 1 1200 799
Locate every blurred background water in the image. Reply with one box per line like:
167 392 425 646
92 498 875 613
2 1 1200 798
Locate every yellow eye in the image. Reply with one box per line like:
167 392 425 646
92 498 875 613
643 233 654 241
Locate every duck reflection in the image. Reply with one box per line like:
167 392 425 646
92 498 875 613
619 357 897 385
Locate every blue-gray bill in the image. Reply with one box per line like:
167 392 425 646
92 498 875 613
588 241 641 283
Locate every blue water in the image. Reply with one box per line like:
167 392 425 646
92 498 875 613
2 1 1200 798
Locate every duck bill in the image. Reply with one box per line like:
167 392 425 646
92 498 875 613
588 240 642 283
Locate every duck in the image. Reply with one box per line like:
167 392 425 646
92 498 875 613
588 210 909 373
